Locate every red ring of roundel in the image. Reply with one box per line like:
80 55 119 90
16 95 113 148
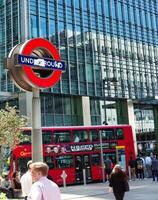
22 38 62 88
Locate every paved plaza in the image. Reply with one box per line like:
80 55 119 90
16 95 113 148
8 179 158 200
61 179 158 200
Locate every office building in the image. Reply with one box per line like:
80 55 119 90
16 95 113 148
0 0 157 154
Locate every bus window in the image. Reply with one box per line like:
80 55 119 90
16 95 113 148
55 155 73 168
42 130 53 144
103 153 116 165
100 129 115 140
116 128 124 139
90 130 98 142
109 142 117 149
44 156 54 169
73 130 88 142
91 154 100 166
20 131 31 144
54 131 71 143
18 157 31 175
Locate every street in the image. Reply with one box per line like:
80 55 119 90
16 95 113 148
61 179 158 200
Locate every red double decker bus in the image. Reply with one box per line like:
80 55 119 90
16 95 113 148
10 125 135 185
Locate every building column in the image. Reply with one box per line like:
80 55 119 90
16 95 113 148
116 99 137 155
18 92 32 126
81 96 91 126
153 105 158 153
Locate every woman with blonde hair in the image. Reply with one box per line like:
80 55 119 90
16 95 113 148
109 164 129 200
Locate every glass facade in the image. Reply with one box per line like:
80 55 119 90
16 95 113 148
0 0 157 153
0 0 158 98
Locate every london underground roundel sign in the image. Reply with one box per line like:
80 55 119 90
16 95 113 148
6 38 65 91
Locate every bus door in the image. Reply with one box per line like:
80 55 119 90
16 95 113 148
116 146 126 171
75 155 92 183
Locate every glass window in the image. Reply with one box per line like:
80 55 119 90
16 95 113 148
100 129 115 140
89 130 98 142
42 130 52 144
55 155 73 168
54 96 63 114
91 154 100 166
44 156 54 169
73 130 88 142
20 130 31 144
116 128 124 139
109 142 117 149
54 131 71 143
104 0 109 18
40 17 47 38
30 15 38 38
103 153 116 164
18 157 31 175
118 1 123 21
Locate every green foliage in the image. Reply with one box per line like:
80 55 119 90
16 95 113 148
0 192 7 200
0 103 28 149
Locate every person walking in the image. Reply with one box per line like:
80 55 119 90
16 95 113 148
109 164 129 200
27 162 61 200
136 156 144 180
104 156 112 181
128 156 136 180
151 155 158 181
145 155 152 178
20 160 33 200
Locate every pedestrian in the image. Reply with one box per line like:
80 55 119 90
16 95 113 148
104 156 112 181
128 156 136 180
151 155 158 181
27 162 61 200
136 156 144 180
1 174 14 198
145 154 152 178
109 164 129 200
11 171 22 198
20 160 33 200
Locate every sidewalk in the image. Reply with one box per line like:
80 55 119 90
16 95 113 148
8 179 158 200
61 179 158 200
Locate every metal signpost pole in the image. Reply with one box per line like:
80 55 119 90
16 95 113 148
6 38 65 163
32 88 43 162
99 131 105 182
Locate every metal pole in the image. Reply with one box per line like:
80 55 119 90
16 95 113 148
32 88 43 162
83 169 86 186
103 80 107 125
99 131 105 182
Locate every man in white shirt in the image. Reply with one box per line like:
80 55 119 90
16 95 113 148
20 160 33 200
145 155 152 178
27 162 61 200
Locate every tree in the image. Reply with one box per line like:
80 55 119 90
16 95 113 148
0 103 28 148
0 103 28 174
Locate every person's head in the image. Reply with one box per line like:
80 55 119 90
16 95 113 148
53 146 59 153
31 162 49 182
27 160 33 170
12 171 19 179
112 164 122 173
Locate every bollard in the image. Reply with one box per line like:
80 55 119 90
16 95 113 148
61 170 67 188
128 166 131 181
83 168 86 186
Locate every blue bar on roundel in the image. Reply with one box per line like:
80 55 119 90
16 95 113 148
17 54 65 71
